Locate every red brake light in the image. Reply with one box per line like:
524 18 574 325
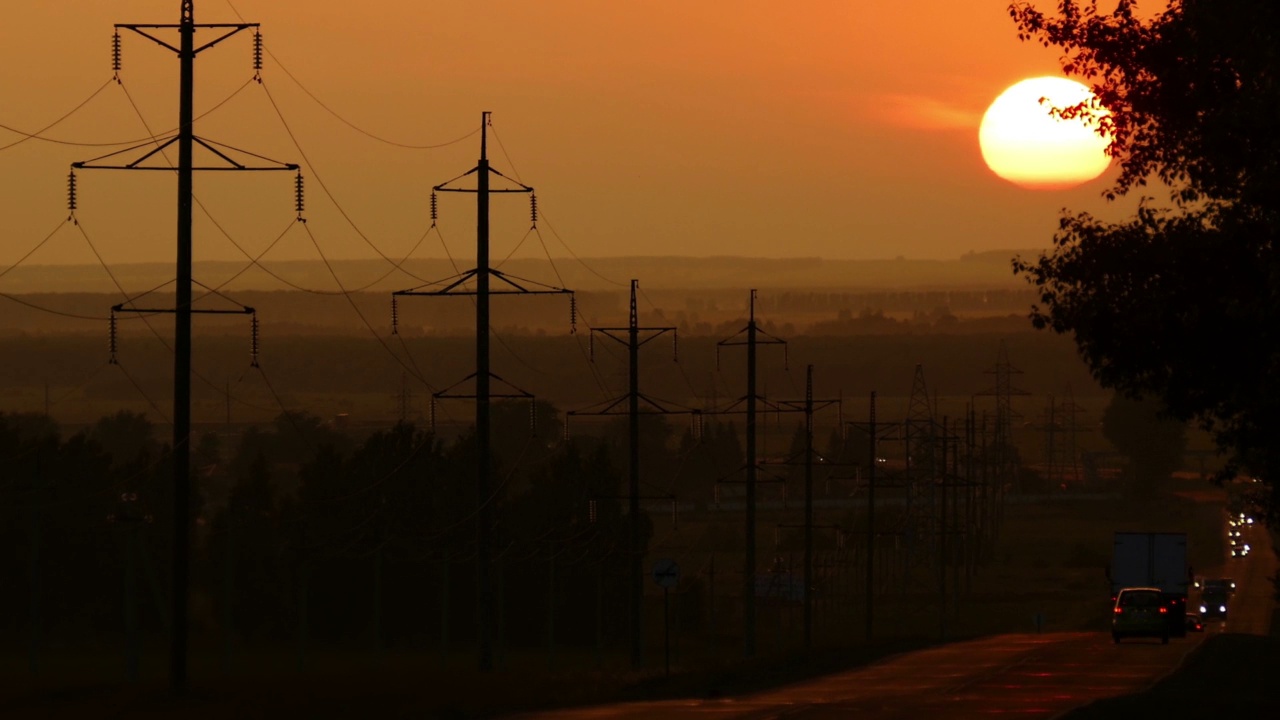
1114 607 1123 614
1159 607 1167 614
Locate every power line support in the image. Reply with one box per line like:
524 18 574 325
567 279 679 669
393 113 573 671
866 391 877 641
71 1 296 692
767 365 842 651
716 290 786 657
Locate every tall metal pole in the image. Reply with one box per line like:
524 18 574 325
744 290 758 657
476 111 494 672
171 0 195 692
628 280 643 668
865 391 876 642
567 279 674 668
938 416 948 641
802 365 814 650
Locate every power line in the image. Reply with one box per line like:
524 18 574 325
0 77 255 150
0 79 114 152
257 78 434 284
224 0 479 151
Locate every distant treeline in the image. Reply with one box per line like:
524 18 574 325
0 288 1038 337
0 332 1101 429
0 407 868 650
0 254 1031 295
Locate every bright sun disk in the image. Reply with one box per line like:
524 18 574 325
979 76 1111 190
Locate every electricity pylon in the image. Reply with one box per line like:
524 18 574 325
715 289 787 657
566 279 680 670
769 365 842 651
978 340 1029 479
392 112 574 672
71 1 297 692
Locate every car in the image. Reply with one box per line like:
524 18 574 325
1200 590 1229 620
1185 613 1205 632
1231 543 1251 558
1113 587 1169 644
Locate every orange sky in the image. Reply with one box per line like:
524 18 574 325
0 0 1135 269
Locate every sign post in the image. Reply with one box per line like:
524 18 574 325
652 559 679 676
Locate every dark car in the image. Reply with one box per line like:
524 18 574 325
1185 613 1204 632
1113 587 1169 643
1200 590 1229 620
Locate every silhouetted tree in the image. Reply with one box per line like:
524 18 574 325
1102 393 1187 498
1009 1 1280 517
89 410 157 469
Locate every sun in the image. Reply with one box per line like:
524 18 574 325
979 76 1111 190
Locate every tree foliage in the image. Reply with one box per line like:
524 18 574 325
1101 393 1187 497
1008 1 1280 516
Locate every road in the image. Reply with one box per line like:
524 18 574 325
1205 516 1276 636
512 517 1275 720
511 632 1202 719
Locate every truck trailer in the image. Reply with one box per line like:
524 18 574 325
1109 532 1191 637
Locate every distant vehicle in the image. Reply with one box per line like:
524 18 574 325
1203 578 1236 595
1109 532 1190 637
1185 613 1204 632
1113 587 1170 644
1200 589 1229 620
1230 543 1251 558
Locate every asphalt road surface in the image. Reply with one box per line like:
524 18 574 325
512 520 1275 720
511 632 1202 720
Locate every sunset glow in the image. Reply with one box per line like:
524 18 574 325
979 77 1111 190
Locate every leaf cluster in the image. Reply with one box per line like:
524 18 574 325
1009 1 1280 517
1010 0 1280 206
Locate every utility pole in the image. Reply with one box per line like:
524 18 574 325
393 113 573 671
566 279 677 669
769 365 841 651
72 1 296 692
866 391 877 641
716 290 786 657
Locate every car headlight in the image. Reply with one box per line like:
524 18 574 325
1220 605 1226 612
1200 605 1207 613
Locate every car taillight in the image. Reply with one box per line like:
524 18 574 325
1159 607 1167 614
1114 607 1123 614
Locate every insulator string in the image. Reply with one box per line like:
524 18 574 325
108 311 118 364
112 32 122 74
390 296 399 335
250 312 260 368
253 31 264 76
294 171 306 221
66 170 78 219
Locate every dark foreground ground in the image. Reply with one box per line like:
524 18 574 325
6 631 1278 720
1064 628 1280 718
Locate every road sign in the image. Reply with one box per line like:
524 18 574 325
652 558 679 588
